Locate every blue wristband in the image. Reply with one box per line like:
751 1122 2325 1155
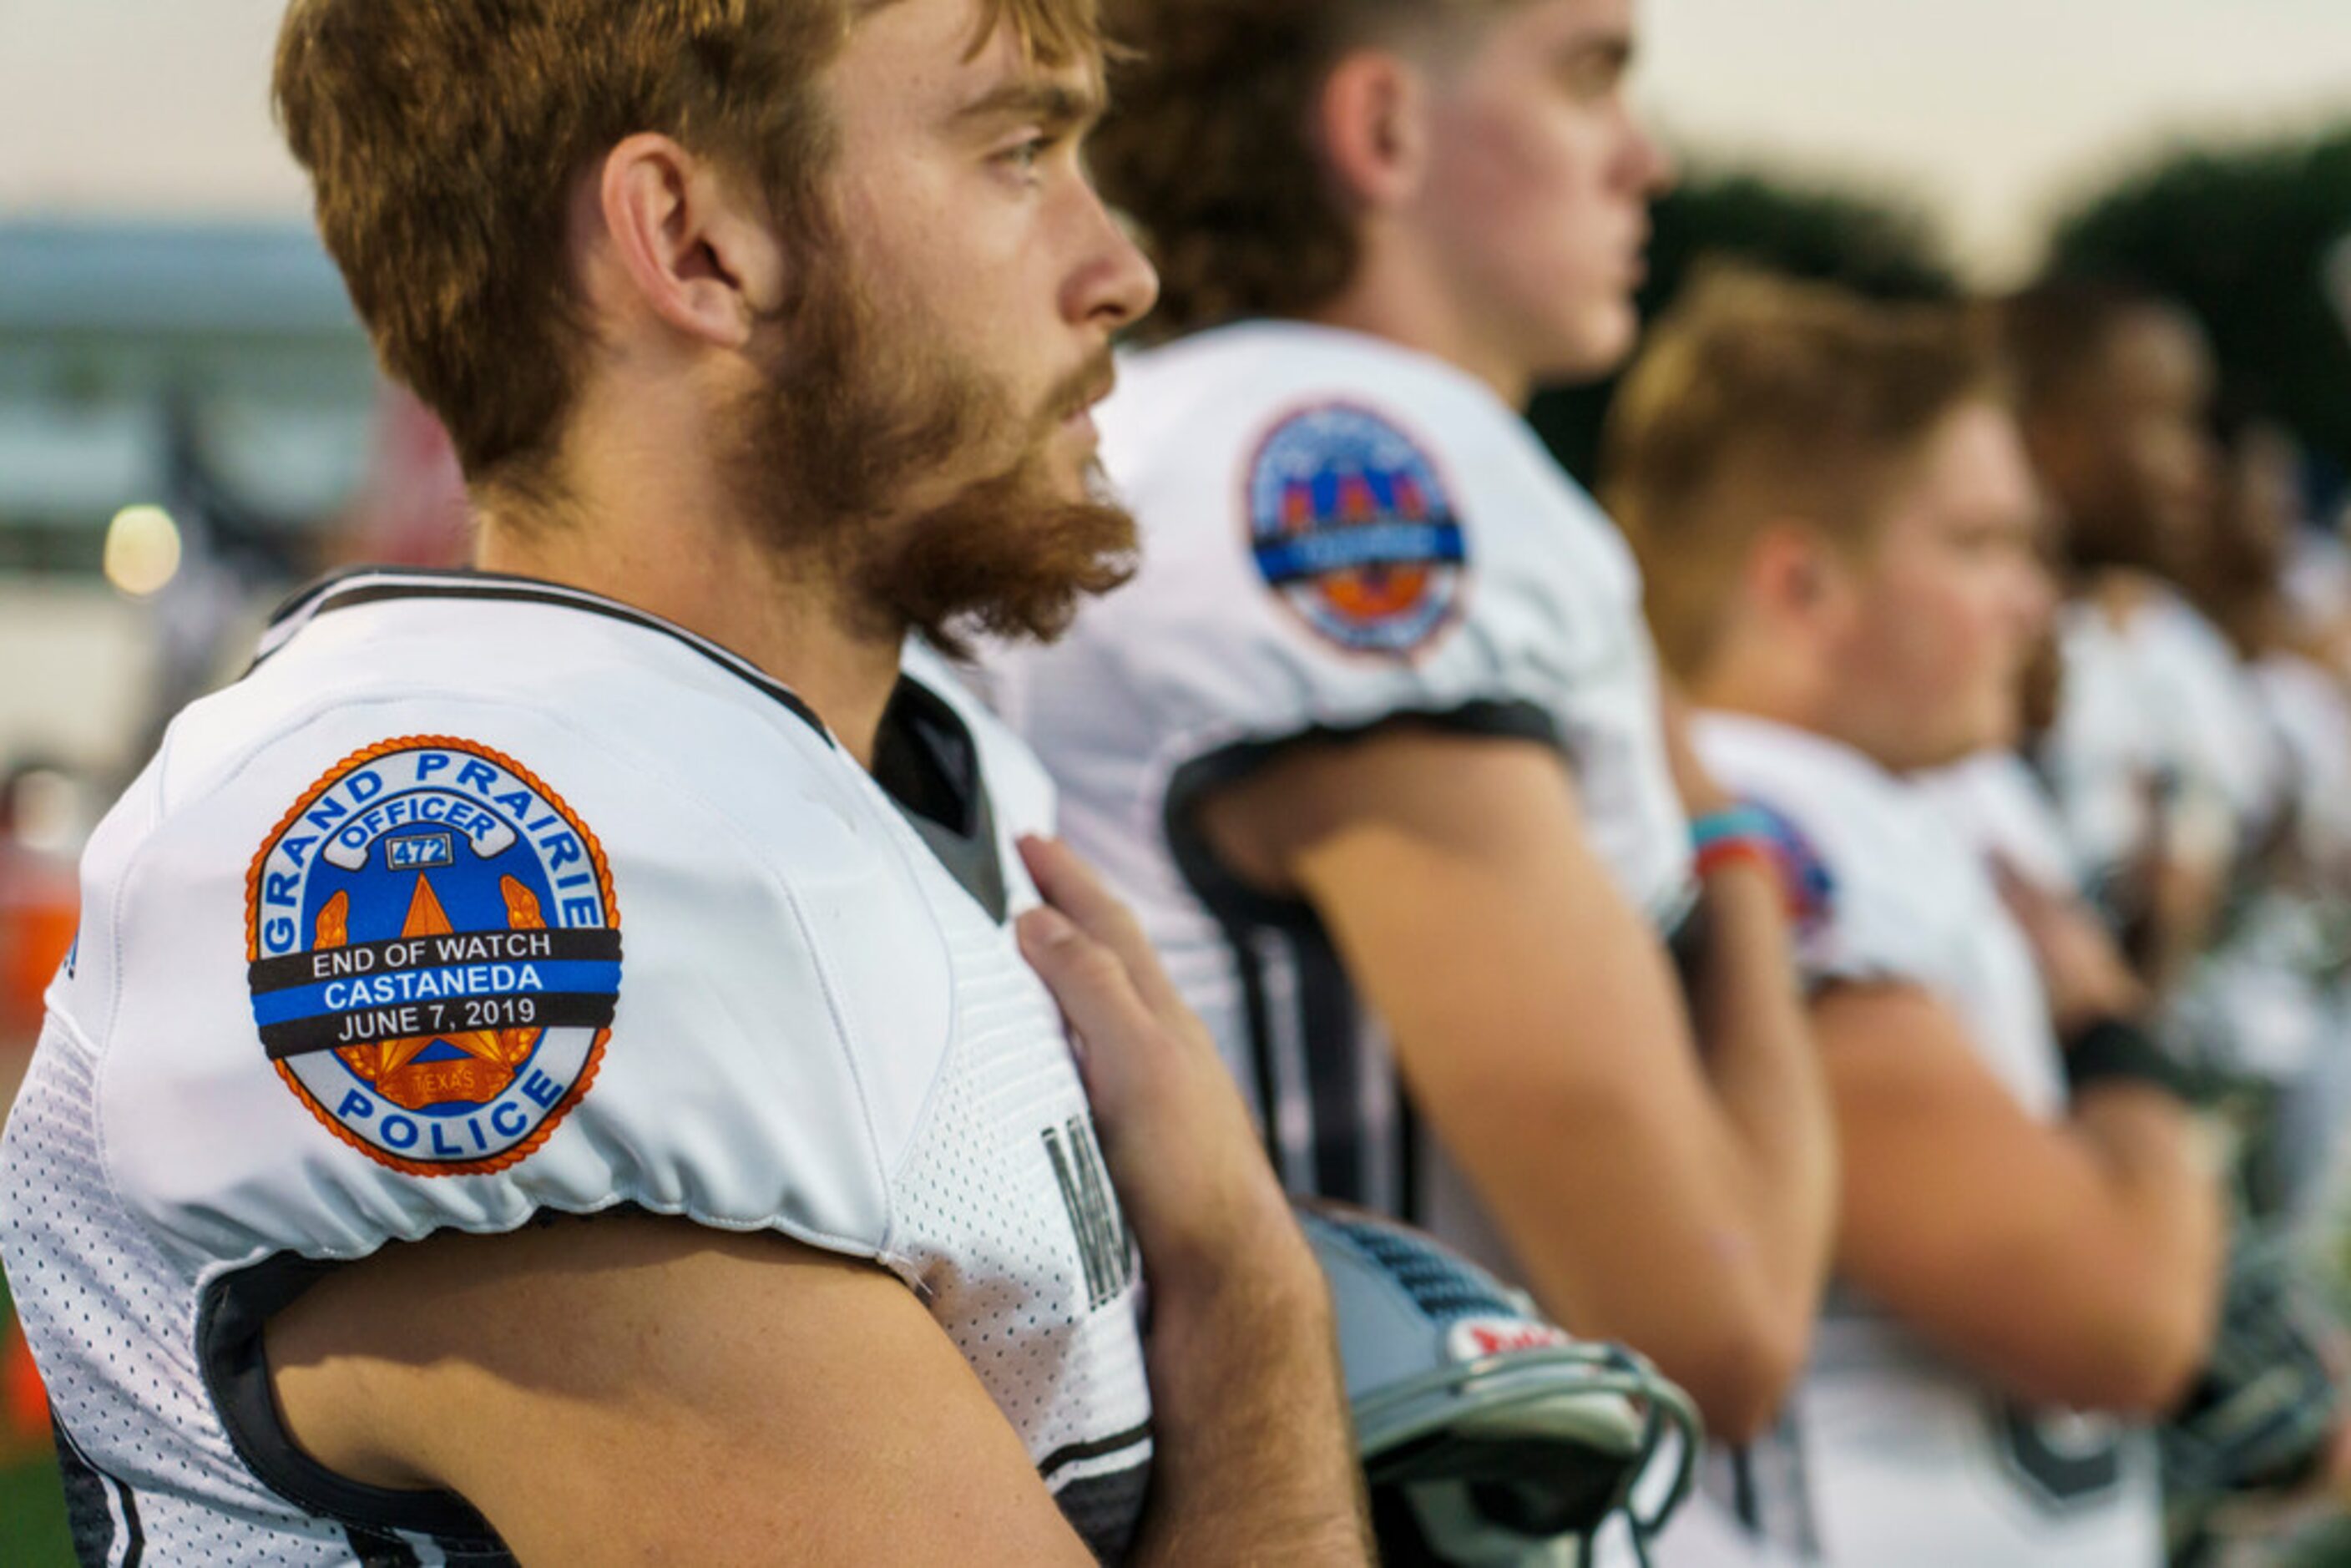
1690 802 1837 928
1689 805 1777 853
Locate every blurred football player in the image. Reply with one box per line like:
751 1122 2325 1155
1611 270 2228 1565
983 0 1838 1488
0 1 1371 1561
1929 401 2351 1557
2000 281 2285 1002
2190 403 2351 1207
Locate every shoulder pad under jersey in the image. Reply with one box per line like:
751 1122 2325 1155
1059 323 1643 756
63 665 951 1288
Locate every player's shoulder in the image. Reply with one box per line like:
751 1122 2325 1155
2136 584 2238 666
1691 712 1919 856
1028 322 1621 739
1115 320 1512 422
1108 321 1585 528
63 572 953 1286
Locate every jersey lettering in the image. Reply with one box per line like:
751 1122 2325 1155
1044 1117 1133 1311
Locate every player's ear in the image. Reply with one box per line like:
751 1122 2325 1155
594 134 788 351
1317 49 1430 212
1749 520 1853 635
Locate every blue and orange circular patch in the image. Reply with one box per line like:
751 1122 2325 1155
244 737 620 1176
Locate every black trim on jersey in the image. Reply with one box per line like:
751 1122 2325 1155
1038 1419 1155 1482
345 1526 423 1566
52 1414 136 1568
1292 923 1365 1201
1161 701 1565 1206
1233 928 1287 1187
1054 1458 1154 1565
344 1525 524 1566
873 673 1009 923
114 1478 142 1568
1730 1446 1762 1532
1394 1095 1425 1227
196 1254 510 1550
1711 1412 1821 1561
251 567 831 742
1666 888 1712 1014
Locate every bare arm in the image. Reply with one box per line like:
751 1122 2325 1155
1816 982 2225 1414
1203 726 1835 1441
270 1219 1112 1565
269 842 1368 1565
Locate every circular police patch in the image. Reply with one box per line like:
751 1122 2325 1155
1246 403 1469 657
245 736 621 1176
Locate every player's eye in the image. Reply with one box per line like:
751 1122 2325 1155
997 133 1054 180
1555 47 1630 99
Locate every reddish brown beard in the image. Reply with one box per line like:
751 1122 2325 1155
731 253 1136 660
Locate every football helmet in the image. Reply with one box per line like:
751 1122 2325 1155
1300 1201 1702 1567
2164 1224 2345 1500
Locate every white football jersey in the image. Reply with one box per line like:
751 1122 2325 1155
1694 714 2161 1568
0 569 1153 1565
986 320 1692 1236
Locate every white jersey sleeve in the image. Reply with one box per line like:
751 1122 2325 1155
1692 715 1967 994
81 697 918 1281
1695 713 2063 1117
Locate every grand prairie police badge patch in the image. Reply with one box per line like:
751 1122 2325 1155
245 737 621 1176
1246 402 1469 657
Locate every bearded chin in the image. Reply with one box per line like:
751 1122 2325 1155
855 456 1137 661
728 268 1137 661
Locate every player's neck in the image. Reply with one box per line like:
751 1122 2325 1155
1690 639 1842 746
473 433 906 770
1307 258 1534 411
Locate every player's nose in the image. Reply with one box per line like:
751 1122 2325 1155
1070 193 1160 335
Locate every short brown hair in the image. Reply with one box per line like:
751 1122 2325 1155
275 0 1104 494
1602 270 2000 678
1090 0 1518 341
1995 276 2173 423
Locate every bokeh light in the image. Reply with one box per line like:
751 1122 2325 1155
101 504 181 599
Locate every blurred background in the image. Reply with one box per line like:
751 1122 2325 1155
0 0 2346 1560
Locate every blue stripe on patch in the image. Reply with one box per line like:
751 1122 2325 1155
251 960 624 1026
1254 522 1468 585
